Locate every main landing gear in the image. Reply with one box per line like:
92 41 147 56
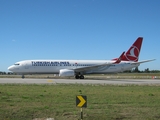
75 75 84 79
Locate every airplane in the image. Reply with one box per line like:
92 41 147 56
8 37 155 79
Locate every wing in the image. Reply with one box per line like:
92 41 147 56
73 51 125 73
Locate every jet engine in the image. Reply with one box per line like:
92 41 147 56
59 69 75 77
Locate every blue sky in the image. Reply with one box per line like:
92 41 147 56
0 0 159 72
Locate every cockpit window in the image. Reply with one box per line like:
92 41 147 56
14 63 20 65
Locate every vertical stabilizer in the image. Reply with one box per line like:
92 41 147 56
122 37 143 62
112 37 143 62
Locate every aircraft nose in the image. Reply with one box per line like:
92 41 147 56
8 66 14 71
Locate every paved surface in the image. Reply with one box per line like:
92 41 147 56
0 78 160 85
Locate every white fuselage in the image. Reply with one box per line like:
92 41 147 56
8 60 139 75
8 37 155 79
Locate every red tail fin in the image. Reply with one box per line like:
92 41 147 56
112 37 143 62
122 37 143 62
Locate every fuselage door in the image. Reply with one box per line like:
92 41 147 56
24 62 29 69
75 63 78 68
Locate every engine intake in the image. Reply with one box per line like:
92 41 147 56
59 69 75 77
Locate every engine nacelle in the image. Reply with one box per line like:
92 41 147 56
59 69 75 77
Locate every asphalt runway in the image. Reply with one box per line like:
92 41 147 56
0 78 160 85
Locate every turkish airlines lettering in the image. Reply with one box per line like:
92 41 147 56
8 37 155 79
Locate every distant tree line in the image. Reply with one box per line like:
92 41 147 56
0 72 14 75
124 67 160 73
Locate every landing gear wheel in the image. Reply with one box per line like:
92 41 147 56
80 75 84 79
75 75 84 79
75 75 80 79
22 75 25 79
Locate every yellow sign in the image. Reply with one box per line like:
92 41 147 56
76 95 87 108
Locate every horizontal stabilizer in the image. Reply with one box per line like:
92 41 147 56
131 59 156 64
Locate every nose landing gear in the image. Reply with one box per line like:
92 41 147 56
22 75 25 79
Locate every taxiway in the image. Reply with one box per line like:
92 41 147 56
0 78 160 85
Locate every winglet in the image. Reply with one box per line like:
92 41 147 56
114 51 125 64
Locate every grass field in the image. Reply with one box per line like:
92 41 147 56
1 84 160 120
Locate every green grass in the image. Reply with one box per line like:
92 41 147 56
1 84 160 120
